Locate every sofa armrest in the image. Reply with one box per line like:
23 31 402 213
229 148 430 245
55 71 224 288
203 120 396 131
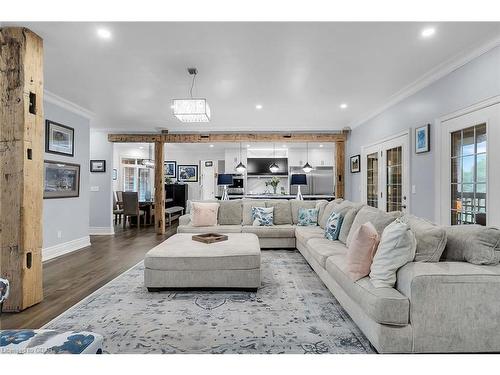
178 214 191 226
396 261 500 352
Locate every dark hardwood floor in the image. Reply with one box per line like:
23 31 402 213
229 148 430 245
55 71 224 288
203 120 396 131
1 224 177 330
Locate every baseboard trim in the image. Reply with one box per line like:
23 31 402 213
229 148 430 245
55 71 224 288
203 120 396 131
43 236 91 262
89 226 115 235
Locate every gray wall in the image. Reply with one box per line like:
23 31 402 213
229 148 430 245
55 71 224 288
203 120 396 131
89 130 114 231
346 45 500 221
43 100 90 248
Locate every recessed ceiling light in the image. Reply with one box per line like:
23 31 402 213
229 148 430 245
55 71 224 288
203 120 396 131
255 104 263 110
139 146 144 149
246 144 250 148
340 103 348 109
209 144 214 148
421 27 436 38
319 144 324 148
97 28 112 40
282 144 287 148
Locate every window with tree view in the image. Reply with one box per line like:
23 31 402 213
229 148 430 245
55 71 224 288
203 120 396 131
450 123 487 225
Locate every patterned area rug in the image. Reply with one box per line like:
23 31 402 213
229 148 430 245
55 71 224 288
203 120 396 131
44 250 374 354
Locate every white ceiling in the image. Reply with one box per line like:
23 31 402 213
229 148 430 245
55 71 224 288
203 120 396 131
12 22 500 132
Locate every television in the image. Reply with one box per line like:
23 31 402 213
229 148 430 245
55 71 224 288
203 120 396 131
247 158 288 175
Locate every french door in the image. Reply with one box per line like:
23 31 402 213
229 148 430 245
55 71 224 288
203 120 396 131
439 102 500 226
361 132 410 213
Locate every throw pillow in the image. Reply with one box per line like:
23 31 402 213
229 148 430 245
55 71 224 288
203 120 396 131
369 218 417 288
346 206 400 248
403 214 447 262
441 225 500 265
338 205 363 244
218 200 242 225
191 202 220 227
324 211 344 240
252 206 274 226
297 208 319 226
344 222 380 281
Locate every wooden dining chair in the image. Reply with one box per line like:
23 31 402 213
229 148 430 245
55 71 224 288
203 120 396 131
113 193 124 224
122 192 145 229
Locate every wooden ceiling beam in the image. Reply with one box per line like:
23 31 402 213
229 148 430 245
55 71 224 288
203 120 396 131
107 132 347 143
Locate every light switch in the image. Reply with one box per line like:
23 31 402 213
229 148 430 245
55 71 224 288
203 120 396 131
412 185 416 194
90 186 100 192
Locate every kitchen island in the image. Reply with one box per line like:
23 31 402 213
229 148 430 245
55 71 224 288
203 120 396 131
215 194 336 201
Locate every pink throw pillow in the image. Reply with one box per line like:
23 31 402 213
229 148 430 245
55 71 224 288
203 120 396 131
191 202 220 227
344 222 380 281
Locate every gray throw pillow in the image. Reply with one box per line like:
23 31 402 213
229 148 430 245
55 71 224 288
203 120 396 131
218 200 243 225
242 200 265 225
315 200 329 226
346 206 400 248
265 200 292 225
338 206 362 244
441 225 500 265
403 214 447 262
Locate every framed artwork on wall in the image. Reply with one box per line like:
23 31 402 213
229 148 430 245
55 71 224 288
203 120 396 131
44 160 80 199
178 164 198 182
90 160 106 172
45 120 75 156
164 161 177 178
350 155 361 173
415 123 430 153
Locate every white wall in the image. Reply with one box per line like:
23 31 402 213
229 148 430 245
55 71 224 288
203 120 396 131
89 130 114 234
43 100 91 260
346 45 500 221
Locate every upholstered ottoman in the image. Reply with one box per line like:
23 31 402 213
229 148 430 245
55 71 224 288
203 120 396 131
144 233 261 291
0 330 103 354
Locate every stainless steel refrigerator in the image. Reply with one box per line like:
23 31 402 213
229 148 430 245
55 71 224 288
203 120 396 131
289 166 335 196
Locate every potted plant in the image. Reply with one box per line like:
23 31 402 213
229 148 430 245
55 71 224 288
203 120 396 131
265 176 281 195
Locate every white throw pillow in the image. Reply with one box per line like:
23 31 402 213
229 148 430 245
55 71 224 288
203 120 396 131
191 202 220 227
369 218 416 288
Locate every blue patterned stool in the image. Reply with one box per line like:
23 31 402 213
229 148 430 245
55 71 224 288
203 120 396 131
0 330 104 354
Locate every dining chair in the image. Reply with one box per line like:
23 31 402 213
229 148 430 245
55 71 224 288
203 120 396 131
122 192 145 229
113 193 124 224
116 191 123 206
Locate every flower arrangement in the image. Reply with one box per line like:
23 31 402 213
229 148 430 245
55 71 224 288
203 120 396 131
265 176 281 194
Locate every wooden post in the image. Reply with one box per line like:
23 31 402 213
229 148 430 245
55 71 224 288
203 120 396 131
335 141 345 199
154 142 165 235
0 27 44 312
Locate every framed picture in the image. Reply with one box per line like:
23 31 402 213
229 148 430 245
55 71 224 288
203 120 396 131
45 120 75 156
113 168 118 180
415 124 430 153
350 155 360 173
90 160 106 172
164 161 177 178
44 160 80 199
205 161 213 167
178 164 198 182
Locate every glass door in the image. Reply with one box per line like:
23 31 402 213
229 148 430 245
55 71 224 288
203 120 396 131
386 146 403 212
366 152 379 208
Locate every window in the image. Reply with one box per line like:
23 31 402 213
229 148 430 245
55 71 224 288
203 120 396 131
366 152 378 208
121 157 154 201
450 123 487 225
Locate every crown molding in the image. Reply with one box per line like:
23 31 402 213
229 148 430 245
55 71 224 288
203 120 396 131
44 90 95 120
349 34 500 129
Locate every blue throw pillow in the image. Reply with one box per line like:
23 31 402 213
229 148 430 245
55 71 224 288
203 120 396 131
297 208 319 226
252 206 274 226
325 211 344 240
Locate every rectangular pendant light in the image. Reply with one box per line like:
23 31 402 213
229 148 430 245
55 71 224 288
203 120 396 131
172 98 211 123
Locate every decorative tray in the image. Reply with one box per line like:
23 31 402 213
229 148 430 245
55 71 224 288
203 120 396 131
192 233 228 244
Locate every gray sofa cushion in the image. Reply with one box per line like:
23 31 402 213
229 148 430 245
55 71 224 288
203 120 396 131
218 200 243 225
177 224 242 233
306 238 347 268
295 226 325 244
326 255 410 326
346 206 400 248
291 200 318 224
318 199 345 228
403 214 447 262
441 225 500 265
338 205 363 244
315 200 330 227
242 224 295 238
242 200 266 226
265 200 292 225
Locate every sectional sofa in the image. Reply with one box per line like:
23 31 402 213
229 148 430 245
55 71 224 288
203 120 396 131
177 198 500 353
